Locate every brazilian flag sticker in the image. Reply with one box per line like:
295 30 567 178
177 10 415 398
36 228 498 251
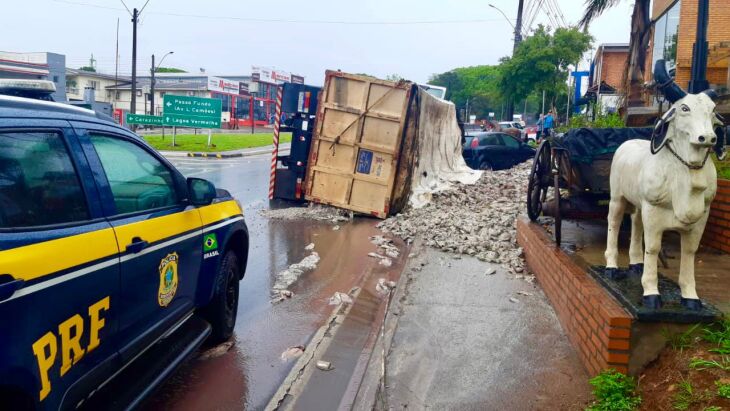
203 233 218 252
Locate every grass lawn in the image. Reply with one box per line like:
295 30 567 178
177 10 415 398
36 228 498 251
143 132 292 152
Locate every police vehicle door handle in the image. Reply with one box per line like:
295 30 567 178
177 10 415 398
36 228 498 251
126 237 149 253
0 275 24 302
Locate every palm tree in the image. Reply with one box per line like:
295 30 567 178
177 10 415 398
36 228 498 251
580 0 652 112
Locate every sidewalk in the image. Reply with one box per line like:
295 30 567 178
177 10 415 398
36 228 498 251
354 244 592 410
159 143 291 159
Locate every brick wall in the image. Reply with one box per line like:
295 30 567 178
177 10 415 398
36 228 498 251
517 217 633 375
600 51 629 91
702 179 730 253
665 0 730 89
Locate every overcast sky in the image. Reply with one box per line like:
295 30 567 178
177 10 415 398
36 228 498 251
3 0 634 84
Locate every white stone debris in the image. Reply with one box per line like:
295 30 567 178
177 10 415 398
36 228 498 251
509 297 520 303
379 258 393 267
376 278 397 295
485 267 497 276
328 292 354 306
305 243 315 251
280 345 305 361
377 162 531 275
270 289 294 304
370 235 401 258
260 203 353 223
516 291 533 296
332 225 341 231
316 360 333 371
272 252 320 292
198 341 234 361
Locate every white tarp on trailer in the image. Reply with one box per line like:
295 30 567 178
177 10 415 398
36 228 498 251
407 88 482 208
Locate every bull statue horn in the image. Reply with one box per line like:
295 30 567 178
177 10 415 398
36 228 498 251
702 89 719 101
654 59 687 103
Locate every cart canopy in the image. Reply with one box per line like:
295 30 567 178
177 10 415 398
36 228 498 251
553 127 653 163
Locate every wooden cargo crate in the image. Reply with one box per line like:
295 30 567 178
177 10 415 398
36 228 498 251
304 71 413 218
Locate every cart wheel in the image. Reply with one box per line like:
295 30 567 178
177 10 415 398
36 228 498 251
553 171 562 246
527 140 551 221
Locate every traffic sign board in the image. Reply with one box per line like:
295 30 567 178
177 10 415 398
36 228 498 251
163 95 221 119
126 113 164 125
163 114 221 129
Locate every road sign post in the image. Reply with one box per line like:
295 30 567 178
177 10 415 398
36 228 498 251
162 95 222 129
126 113 164 126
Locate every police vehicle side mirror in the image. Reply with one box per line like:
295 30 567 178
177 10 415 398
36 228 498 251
187 177 216 206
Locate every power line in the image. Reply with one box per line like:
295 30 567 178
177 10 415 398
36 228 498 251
50 0 511 25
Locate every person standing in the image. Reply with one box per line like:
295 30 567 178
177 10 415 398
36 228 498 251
543 110 555 138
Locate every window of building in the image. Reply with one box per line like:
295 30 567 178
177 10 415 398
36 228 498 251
0 132 89 228
115 91 121 99
652 1 681 76
235 96 250 120
53 75 59 83
89 135 178 215
88 80 98 90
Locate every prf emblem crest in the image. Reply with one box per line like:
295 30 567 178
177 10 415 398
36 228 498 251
158 252 179 307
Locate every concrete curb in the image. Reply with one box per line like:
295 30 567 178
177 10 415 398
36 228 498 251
351 239 422 411
186 152 245 159
160 143 291 160
265 287 362 411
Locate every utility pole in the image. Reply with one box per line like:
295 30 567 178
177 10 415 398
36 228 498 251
150 54 155 115
688 0 710 93
508 0 525 120
131 7 138 114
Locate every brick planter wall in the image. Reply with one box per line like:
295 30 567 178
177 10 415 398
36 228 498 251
702 179 730 254
516 217 633 375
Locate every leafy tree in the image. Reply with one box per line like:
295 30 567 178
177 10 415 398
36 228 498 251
79 66 96 72
498 25 592 111
385 73 404 82
580 0 651 110
155 67 187 73
429 65 502 119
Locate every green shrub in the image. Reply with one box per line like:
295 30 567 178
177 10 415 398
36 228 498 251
717 380 730 399
586 369 641 411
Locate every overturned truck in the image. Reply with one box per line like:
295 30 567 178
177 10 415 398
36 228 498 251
304 71 480 218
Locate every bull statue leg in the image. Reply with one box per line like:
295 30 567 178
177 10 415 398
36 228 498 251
628 209 644 274
677 212 709 310
641 206 663 308
605 195 626 279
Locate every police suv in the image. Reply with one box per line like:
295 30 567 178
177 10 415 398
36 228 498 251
0 95 249 410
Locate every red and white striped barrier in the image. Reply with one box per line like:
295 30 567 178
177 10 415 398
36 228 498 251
269 86 283 200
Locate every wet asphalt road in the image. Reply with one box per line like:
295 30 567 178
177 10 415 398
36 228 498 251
142 155 398 410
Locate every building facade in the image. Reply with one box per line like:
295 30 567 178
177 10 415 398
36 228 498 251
0 51 66 101
588 44 630 113
650 0 730 91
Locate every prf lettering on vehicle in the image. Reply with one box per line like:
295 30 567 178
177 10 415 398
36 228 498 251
31 297 110 401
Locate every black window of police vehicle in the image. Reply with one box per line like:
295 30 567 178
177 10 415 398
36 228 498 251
0 131 89 228
89 134 178 214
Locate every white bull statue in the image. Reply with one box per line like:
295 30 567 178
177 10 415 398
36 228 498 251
605 60 726 310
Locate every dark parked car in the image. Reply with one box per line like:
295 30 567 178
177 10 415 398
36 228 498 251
463 132 536 170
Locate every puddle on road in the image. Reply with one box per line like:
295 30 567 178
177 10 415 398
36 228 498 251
143 203 407 410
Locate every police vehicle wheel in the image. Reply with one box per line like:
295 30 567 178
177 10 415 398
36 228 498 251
204 250 240 344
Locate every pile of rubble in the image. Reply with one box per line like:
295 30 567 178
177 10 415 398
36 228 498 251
378 162 531 274
260 204 353 223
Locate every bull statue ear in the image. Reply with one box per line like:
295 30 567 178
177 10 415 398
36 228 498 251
702 89 719 101
715 124 727 161
651 108 675 154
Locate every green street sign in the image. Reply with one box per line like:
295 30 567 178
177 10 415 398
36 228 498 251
126 113 164 125
163 95 221 119
162 114 221 128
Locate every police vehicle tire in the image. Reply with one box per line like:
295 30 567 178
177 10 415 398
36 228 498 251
203 250 240 344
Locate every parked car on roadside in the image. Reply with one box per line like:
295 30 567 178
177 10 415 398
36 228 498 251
463 131 536 170
499 121 527 141
0 95 249 410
